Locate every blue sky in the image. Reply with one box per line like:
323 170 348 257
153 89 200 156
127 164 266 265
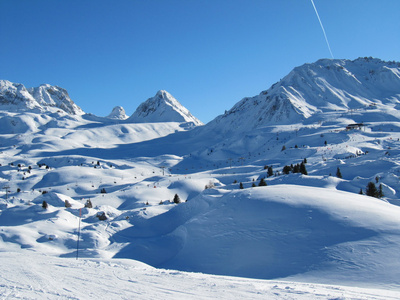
1 0 399 123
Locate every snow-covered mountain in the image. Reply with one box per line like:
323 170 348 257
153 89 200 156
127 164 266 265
0 80 84 115
128 90 203 125
2 58 400 298
206 57 400 134
107 106 128 120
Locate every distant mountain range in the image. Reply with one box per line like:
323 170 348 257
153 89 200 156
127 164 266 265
2 57 398 134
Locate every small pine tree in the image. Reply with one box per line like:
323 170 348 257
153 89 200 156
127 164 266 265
300 162 308 175
303 158 307 164
336 167 342 179
173 194 181 204
85 199 93 208
100 188 107 194
65 200 72 208
281 145 286 151
258 178 267 186
42 201 48 209
378 184 384 198
366 182 379 198
239 182 244 189
252 182 256 187
375 176 379 183
267 166 273 177
282 165 292 175
359 188 363 195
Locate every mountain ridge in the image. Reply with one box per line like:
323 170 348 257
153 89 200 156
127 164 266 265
201 57 400 136
0 80 84 115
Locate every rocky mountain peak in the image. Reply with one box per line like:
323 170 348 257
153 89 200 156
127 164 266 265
128 90 203 125
107 106 128 120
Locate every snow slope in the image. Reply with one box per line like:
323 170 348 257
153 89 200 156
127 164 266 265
1 57 400 298
2 251 398 299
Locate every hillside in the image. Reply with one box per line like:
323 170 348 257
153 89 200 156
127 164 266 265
1 57 400 298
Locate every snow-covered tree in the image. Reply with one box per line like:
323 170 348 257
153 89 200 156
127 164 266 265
85 199 93 208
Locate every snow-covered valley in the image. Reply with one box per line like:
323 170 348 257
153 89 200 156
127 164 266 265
1 57 400 298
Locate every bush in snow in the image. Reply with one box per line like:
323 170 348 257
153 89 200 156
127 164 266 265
282 165 292 175
96 212 107 221
258 178 267 186
100 188 107 194
42 201 48 209
205 181 215 189
65 200 72 208
85 199 93 208
239 182 244 189
173 194 181 204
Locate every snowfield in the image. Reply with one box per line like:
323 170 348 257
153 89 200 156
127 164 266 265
1 251 400 300
1 58 400 298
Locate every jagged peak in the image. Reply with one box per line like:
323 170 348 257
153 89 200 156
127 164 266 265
0 80 84 115
128 90 203 126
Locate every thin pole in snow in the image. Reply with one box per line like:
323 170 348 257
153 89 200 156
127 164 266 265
76 207 82 260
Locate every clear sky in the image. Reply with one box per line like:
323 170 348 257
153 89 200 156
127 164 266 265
1 0 399 123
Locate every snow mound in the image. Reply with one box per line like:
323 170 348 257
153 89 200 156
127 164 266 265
114 185 400 285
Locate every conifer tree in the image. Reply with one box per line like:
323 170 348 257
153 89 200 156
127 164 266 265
65 200 72 208
258 178 267 186
282 165 292 175
359 188 363 195
267 166 273 177
239 182 244 189
300 162 308 175
378 184 384 198
252 182 256 187
173 194 181 204
336 167 342 178
42 201 48 209
366 182 379 198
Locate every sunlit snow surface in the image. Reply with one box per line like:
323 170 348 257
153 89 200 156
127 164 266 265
1 58 400 298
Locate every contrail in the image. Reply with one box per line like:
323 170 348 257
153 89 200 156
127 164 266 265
310 0 334 59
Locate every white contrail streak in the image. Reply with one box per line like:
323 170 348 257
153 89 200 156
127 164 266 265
310 0 334 59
